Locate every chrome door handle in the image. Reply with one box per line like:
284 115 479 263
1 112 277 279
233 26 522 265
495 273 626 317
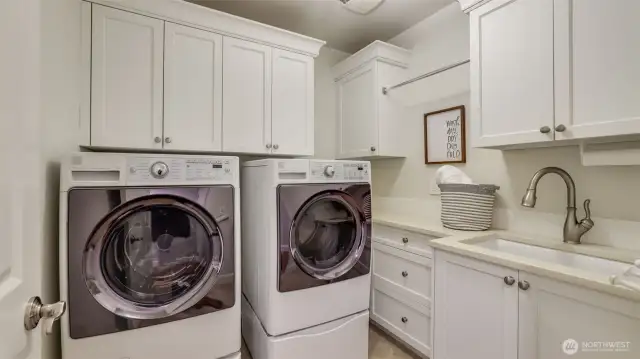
555 124 566 132
402 271 408 277
401 317 408 323
540 126 551 134
273 144 279 150
402 237 409 244
165 137 172 144
154 136 161 143
266 143 272 149
24 296 66 335
518 280 530 291
503 276 516 286
370 146 376 152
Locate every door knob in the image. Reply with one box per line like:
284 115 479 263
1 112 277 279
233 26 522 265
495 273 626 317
370 146 376 152
266 143 272 149
503 276 516 286
24 296 66 335
273 144 279 150
401 317 408 323
539 126 551 134
518 280 530 291
402 237 409 244
165 137 172 144
154 136 161 143
402 271 408 277
555 124 566 132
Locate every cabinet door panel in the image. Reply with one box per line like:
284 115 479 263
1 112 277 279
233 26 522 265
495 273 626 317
164 23 222 151
555 0 640 139
433 251 518 359
337 62 378 158
519 272 640 359
91 5 163 149
470 0 554 147
271 49 314 156
222 37 271 154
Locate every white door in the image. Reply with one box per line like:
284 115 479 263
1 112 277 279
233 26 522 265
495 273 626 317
271 49 314 156
554 0 640 140
0 0 62 358
164 23 223 151
518 272 640 359
470 0 555 147
337 62 378 159
91 5 164 149
222 37 271 154
433 251 518 359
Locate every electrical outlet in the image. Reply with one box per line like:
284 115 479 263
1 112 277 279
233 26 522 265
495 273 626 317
430 179 440 195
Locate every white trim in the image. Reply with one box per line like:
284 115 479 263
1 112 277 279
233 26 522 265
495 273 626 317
332 40 411 81
85 0 325 57
457 0 494 13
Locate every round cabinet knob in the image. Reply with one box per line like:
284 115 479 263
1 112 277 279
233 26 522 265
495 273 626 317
503 276 516 286
518 280 530 291
370 146 376 152
401 271 408 277
154 136 161 143
401 317 408 323
273 144 279 150
402 237 409 244
555 124 566 132
150 161 169 179
266 143 272 149
539 126 551 134
324 165 335 177
165 137 172 144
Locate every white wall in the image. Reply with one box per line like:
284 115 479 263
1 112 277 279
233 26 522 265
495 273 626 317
372 3 640 250
314 46 350 159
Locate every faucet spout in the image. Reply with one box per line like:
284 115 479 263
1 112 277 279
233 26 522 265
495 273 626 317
521 167 593 244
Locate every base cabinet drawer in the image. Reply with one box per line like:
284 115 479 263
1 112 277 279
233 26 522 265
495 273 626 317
371 289 431 357
373 242 431 299
373 224 437 256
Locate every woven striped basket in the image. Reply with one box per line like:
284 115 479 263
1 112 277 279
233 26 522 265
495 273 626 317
438 183 500 231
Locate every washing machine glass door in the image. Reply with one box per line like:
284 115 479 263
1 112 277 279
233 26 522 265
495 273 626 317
83 194 223 320
289 191 366 280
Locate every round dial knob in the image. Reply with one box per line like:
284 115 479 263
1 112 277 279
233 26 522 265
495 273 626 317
324 165 335 177
150 161 169 179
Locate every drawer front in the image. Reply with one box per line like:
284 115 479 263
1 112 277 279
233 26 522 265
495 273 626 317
373 224 437 256
373 242 431 300
372 289 431 356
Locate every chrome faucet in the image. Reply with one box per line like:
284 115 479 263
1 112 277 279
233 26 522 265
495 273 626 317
521 167 594 244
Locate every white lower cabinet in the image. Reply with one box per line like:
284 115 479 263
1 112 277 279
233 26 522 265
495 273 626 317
371 227 435 358
434 250 640 359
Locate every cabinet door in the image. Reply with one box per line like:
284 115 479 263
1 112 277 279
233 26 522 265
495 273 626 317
554 0 640 140
271 49 314 156
433 251 518 359
91 5 164 149
222 37 271 154
470 0 555 147
337 62 378 159
164 23 222 151
518 272 640 359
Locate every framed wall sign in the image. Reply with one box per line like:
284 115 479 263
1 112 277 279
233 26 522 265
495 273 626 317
424 105 466 164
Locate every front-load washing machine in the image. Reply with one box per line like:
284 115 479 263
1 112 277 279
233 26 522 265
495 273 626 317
241 159 371 359
59 153 241 359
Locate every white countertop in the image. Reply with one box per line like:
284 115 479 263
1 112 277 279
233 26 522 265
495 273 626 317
373 212 640 302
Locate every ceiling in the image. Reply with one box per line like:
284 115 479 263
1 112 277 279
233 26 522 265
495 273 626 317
188 0 454 53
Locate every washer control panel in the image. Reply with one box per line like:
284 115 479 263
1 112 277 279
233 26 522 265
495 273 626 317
310 161 370 181
128 157 234 182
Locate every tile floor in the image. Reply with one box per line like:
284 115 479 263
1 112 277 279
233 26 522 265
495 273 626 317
240 325 419 359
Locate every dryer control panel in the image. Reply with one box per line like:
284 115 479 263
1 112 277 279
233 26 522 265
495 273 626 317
310 161 370 182
128 156 234 182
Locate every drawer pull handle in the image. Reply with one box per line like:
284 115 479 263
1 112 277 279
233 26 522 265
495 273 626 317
401 271 408 277
402 237 409 244
503 276 516 286
518 280 530 291
401 317 408 323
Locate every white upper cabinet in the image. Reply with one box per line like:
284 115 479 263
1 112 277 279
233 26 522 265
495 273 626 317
91 5 164 149
333 41 410 159
164 22 223 151
470 0 555 147
433 251 518 359
470 0 640 149
222 37 272 154
554 0 640 140
271 49 314 156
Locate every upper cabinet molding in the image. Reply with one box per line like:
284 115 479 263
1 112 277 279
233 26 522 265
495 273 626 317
86 0 326 57
332 40 411 81
456 0 493 13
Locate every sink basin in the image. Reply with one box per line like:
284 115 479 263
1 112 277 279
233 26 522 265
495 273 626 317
470 238 630 276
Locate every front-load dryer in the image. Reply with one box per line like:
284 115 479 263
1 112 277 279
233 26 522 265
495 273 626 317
59 152 241 359
242 159 372 338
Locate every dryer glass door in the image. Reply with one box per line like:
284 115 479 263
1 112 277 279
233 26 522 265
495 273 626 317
83 194 223 320
289 191 367 280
